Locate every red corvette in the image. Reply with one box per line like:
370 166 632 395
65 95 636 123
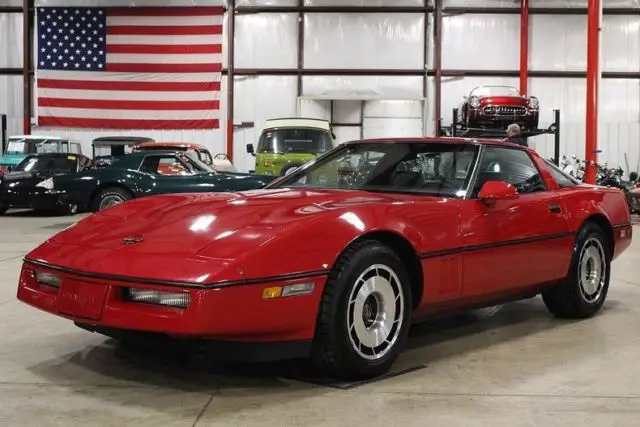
460 85 539 131
17 137 632 379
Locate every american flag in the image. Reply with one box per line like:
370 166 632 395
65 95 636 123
36 6 223 129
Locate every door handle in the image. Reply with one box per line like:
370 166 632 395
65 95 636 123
548 204 562 214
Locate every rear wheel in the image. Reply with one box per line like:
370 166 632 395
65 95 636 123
92 187 133 212
542 222 611 318
311 240 412 380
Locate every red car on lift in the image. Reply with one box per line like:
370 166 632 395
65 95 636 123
17 137 632 379
459 85 540 131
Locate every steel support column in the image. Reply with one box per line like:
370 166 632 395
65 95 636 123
519 0 529 95
22 0 32 135
434 0 443 135
584 0 601 184
226 1 236 161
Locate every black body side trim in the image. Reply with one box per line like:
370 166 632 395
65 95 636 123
612 223 632 230
418 231 576 259
23 258 329 290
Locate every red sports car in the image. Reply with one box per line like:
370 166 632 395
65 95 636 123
459 85 539 131
17 137 632 379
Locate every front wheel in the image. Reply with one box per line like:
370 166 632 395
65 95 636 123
542 222 611 318
92 187 133 212
311 240 412 380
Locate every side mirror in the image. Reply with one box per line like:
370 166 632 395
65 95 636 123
478 180 518 204
246 143 255 156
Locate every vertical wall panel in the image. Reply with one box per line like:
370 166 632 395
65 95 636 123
527 78 586 161
529 15 587 72
304 13 425 70
442 14 519 70
602 16 640 72
0 76 24 137
0 13 23 68
234 75 298 171
234 13 298 69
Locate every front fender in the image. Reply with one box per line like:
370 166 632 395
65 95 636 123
209 201 460 282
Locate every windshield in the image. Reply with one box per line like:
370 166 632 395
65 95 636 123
5 138 64 155
257 128 333 155
14 155 76 173
94 145 133 157
470 85 520 97
271 142 480 197
181 152 214 173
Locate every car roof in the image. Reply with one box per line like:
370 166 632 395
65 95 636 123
9 135 65 140
136 141 204 149
92 136 155 146
349 136 528 149
21 152 83 159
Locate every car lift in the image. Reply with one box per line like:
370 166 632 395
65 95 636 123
0 114 6 154
438 108 562 165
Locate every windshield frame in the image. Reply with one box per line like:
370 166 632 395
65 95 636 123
5 138 66 155
180 152 215 174
257 127 334 155
268 140 482 198
469 85 521 98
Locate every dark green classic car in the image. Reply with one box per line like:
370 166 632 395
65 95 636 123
46 150 276 212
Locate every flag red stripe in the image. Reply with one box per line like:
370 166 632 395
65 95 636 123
38 116 220 130
37 79 221 92
107 44 222 54
39 98 220 111
107 63 222 73
107 25 222 36
109 7 224 17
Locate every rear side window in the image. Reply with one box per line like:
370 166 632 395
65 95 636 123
473 147 547 195
544 159 580 187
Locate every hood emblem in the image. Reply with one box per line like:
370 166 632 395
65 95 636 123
122 235 144 245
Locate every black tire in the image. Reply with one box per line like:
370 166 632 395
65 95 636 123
57 203 78 216
311 240 413 380
542 222 611 318
91 187 133 212
0 207 6 215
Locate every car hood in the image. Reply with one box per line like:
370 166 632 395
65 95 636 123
0 171 46 186
28 188 428 284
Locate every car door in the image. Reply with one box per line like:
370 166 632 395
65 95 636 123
138 154 218 196
459 146 573 297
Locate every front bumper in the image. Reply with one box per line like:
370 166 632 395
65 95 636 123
17 260 326 348
469 107 539 128
0 188 71 211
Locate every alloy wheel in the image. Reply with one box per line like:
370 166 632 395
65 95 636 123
346 264 405 360
578 237 607 304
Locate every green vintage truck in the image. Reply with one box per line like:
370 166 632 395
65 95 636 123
0 135 83 173
246 118 336 176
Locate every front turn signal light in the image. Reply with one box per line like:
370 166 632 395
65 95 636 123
262 282 315 299
262 287 282 299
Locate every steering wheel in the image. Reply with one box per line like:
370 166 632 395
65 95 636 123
214 153 230 160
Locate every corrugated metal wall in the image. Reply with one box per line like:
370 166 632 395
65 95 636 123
1 0 639 172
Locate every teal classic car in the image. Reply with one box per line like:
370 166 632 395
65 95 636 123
45 150 276 212
0 135 83 172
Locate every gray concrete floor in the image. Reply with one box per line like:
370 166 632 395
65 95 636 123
2 211 640 426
